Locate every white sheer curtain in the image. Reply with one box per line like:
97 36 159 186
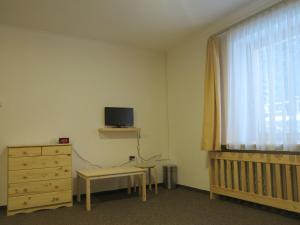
223 0 300 151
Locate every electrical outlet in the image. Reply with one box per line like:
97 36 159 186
129 156 135 161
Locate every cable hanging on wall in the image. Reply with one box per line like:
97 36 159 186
72 129 169 168
136 130 163 162
72 147 103 168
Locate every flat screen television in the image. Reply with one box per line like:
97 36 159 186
105 107 134 128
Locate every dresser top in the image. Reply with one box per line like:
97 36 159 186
7 144 72 148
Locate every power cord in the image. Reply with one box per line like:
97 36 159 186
73 147 102 168
72 130 169 168
73 147 134 168
136 131 163 162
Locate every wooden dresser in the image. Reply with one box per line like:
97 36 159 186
7 144 73 216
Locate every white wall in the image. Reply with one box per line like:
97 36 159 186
166 35 209 189
0 26 169 205
0 0 283 206
166 0 280 190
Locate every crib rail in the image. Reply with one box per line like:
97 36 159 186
209 151 300 213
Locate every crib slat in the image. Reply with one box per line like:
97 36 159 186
209 152 300 213
249 162 254 193
226 160 232 189
285 165 293 201
210 159 215 187
297 166 300 202
209 159 216 199
233 161 239 191
220 160 225 188
241 161 247 192
266 163 272 197
214 159 219 187
275 164 282 199
257 162 263 195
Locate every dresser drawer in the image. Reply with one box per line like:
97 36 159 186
8 179 72 196
8 190 72 211
8 155 72 170
8 147 41 158
42 146 71 156
8 167 72 184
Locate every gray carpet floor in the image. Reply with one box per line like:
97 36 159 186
0 187 299 225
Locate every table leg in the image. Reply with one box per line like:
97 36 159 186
127 176 132 194
142 172 147 201
77 174 81 202
148 168 152 190
138 175 142 196
134 175 137 192
154 168 158 194
86 178 91 211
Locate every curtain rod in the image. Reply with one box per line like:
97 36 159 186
212 0 284 37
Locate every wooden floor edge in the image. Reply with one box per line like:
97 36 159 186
7 202 72 216
211 186 300 214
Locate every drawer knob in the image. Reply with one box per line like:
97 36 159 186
23 176 27 179
55 150 59 153
23 188 28 192
23 151 27 155
55 161 58 164
64 169 68 172
23 163 27 166
55 185 59 189
55 173 59 176
23 202 28 205
52 197 59 202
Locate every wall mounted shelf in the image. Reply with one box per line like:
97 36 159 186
98 128 141 133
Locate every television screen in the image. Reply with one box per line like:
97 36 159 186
105 107 134 127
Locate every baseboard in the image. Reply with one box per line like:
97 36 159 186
72 183 164 199
177 184 210 195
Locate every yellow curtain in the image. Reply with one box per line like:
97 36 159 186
201 36 221 151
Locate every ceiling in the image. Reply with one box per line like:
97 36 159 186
0 0 255 50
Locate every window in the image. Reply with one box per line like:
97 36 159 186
221 0 300 151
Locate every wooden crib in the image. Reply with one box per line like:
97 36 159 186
209 151 300 213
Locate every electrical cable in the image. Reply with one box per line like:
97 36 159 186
72 147 102 168
136 131 163 162
118 159 135 167
72 129 169 168
73 147 134 168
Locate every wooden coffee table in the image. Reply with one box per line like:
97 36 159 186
76 166 147 211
